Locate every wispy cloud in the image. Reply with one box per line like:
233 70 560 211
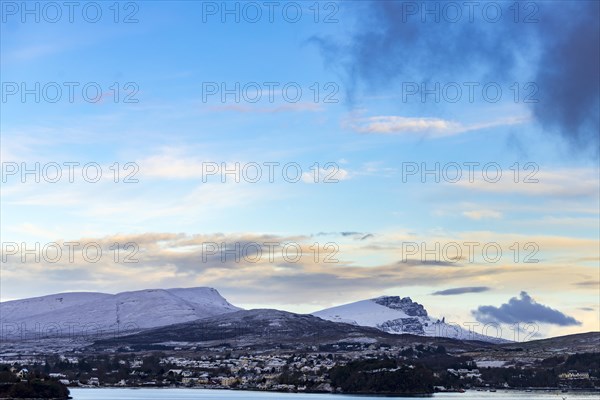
4 44 64 63
301 166 350 183
574 281 600 288
462 210 502 220
346 115 529 137
453 168 600 199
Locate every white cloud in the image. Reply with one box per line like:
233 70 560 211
348 115 529 137
137 150 208 180
462 210 502 220
301 166 350 183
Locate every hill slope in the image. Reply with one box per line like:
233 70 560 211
92 308 490 352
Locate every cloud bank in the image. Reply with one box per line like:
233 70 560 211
313 1 599 150
472 291 581 326
432 286 491 296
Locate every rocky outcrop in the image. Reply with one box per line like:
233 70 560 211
373 296 428 317
377 317 426 335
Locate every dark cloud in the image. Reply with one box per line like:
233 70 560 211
340 231 362 237
574 280 600 287
311 1 529 97
532 1 600 151
579 307 595 312
314 232 374 241
472 292 581 326
311 1 599 150
315 231 362 236
432 286 490 296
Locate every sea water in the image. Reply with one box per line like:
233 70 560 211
68 388 599 400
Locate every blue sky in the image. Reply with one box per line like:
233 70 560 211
1 1 599 339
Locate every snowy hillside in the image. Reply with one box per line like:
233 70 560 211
0 287 241 339
313 296 507 343
0 292 112 321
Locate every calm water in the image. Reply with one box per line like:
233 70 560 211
69 388 600 399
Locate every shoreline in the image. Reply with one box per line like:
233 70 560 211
68 386 600 394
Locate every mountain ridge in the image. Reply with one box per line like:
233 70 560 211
0 287 241 339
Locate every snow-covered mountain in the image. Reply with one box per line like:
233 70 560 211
1 290 506 344
313 296 507 343
0 287 241 340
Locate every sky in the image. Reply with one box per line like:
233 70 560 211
1 0 599 341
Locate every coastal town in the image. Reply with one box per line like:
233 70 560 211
1 340 598 396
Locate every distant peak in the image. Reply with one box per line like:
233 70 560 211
372 296 428 317
165 287 216 292
372 295 414 304
373 295 410 301
165 287 223 296
119 287 221 296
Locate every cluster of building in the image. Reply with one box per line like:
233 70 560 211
558 371 591 380
124 353 340 391
447 368 482 379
